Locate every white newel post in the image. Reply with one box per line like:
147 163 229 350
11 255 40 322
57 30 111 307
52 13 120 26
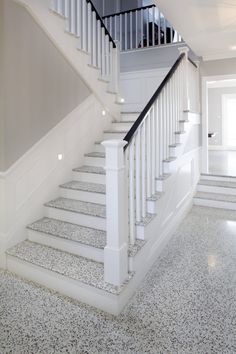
101 140 129 286
178 46 190 111
109 41 120 95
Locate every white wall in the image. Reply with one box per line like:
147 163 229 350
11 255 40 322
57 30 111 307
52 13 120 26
0 0 91 171
201 58 236 77
120 67 169 112
208 87 236 146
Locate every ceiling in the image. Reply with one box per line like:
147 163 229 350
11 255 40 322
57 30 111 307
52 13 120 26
155 0 236 61
207 79 236 89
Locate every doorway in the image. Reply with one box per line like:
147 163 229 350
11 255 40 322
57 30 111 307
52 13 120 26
202 76 236 177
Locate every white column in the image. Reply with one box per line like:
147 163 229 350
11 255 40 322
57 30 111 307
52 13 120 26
108 40 120 94
101 140 129 286
178 46 190 111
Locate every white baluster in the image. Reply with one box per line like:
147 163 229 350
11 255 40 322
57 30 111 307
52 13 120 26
114 15 117 41
91 11 97 66
87 2 92 55
102 140 129 286
152 6 155 46
146 8 149 47
147 112 151 198
97 20 101 68
129 140 135 245
140 9 144 48
130 11 133 50
141 120 146 218
81 0 87 51
151 106 156 195
157 7 161 45
135 129 141 223
125 12 128 50
159 93 163 175
101 27 106 78
155 99 160 178
119 14 123 50
105 35 110 78
135 10 138 49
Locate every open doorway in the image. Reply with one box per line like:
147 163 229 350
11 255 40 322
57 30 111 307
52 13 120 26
202 76 236 177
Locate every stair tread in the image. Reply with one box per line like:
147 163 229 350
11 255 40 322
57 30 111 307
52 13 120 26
195 192 236 203
6 241 132 295
163 157 177 163
85 152 105 158
175 131 186 134
45 197 106 218
27 217 106 249
199 179 236 189
73 165 105 175
156 174 171 181
147 192 163 201
27 217 146 257
60 181 106 194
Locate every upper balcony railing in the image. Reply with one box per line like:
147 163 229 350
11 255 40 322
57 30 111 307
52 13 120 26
103 4 183 51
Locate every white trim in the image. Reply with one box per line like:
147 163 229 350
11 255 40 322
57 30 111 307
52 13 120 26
222 94 236 147
201 74 236 174
209 145 236 151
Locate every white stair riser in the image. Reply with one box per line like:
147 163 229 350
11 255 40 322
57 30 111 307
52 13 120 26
179 121 189 131
45 206 106 231
94 144 105 153
175 134 186 144
164 161 177 174
147 200 158 214
72 172 106 184
121 113 139 122
84 156 105 167
103 132 126 140
201 175 236 183
197 185 236 196
169 146 182 157
28 230 104 263
193 198 236 211
60 188 106 205
6 256 121 315
156 180 164 192
111 122 133 131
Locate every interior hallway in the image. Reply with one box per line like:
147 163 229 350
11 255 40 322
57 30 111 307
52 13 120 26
208 150 236 176
1 205 236 354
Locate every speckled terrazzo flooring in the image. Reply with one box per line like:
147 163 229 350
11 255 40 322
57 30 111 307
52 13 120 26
1 205 236 353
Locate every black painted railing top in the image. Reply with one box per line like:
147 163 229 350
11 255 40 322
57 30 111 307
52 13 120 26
123 53 185 149
86 0 116 48
102 4 156 19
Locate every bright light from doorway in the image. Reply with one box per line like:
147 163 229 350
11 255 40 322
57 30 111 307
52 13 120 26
224 95 236 146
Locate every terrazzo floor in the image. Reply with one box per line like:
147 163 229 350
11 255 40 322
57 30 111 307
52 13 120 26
1 206 236 353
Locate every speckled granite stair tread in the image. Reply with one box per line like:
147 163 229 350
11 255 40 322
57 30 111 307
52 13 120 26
147 192 163 201
27 217 106 249
199 179 236 189
136 213 155 226
73 165 105 175
27 217 146 257
7 241 132 295
60 181 106 194
195 191 236 203
156 174 171 181
45 198 106 218
163 157 177 162
84 152 105 158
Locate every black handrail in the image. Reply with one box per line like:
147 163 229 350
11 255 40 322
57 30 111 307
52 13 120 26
87 0 116 48
103 4 156 19
123 53 185 148
188 57 198 68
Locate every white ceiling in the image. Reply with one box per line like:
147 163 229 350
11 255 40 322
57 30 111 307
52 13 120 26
155 0 236 61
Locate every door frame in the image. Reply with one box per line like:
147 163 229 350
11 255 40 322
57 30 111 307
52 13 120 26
201 74 236 174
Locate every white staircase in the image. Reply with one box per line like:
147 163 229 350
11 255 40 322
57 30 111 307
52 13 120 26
5 1 201 315
194 174 236 210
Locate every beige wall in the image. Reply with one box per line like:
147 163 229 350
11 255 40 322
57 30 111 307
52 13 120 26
201 57 236 77
0 0 91 171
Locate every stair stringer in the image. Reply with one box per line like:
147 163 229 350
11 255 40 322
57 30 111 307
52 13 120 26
13 0 120 119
